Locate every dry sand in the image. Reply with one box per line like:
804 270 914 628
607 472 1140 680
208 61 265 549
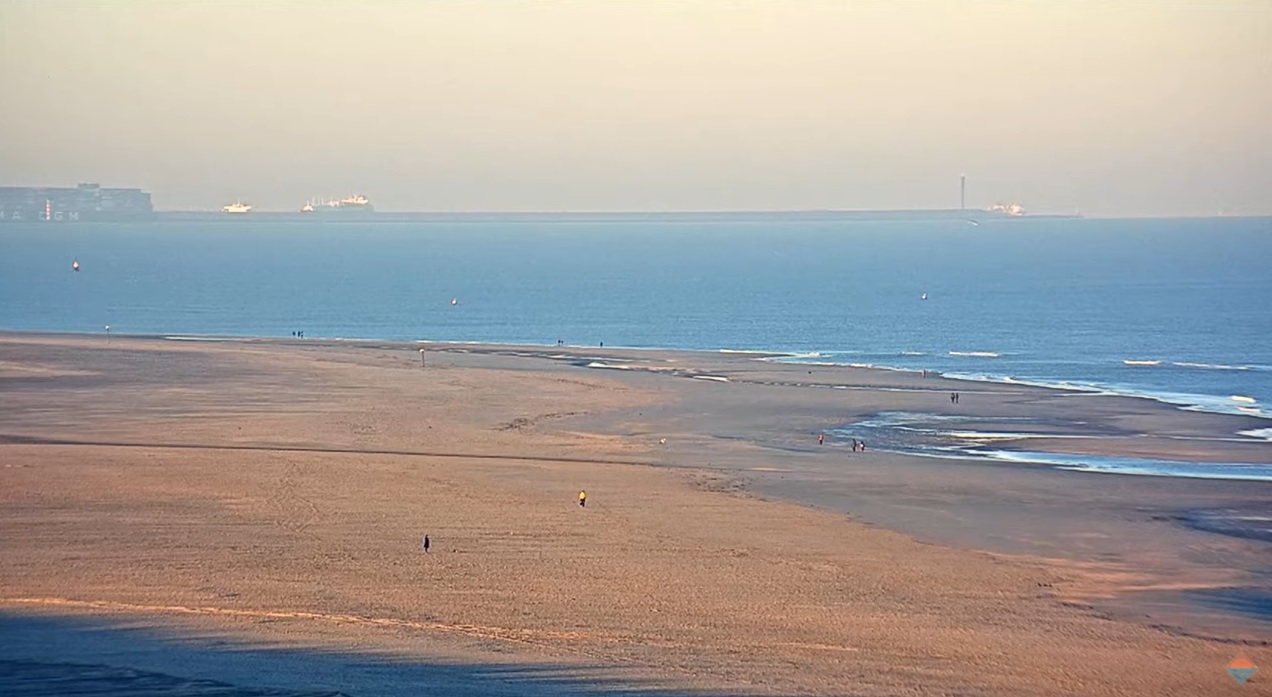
0 333 1268 695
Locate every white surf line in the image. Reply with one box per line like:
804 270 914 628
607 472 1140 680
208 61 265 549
727 377 1019 395
0 596 656 663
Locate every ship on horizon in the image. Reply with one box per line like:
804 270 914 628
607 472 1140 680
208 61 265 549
222 201 252 214
301 194 374 214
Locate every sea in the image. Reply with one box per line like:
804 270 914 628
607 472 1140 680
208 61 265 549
2 214 1271 480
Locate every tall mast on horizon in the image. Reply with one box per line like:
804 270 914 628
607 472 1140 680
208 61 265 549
960 174 966 210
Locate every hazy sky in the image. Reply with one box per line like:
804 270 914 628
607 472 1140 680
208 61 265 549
2 2 1269 216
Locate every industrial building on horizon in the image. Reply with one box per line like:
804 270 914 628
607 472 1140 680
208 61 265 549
0 183 153 222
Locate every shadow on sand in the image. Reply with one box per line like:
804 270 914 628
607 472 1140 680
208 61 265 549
0 611 782 697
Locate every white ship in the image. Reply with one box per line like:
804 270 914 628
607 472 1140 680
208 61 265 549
222 201 252 214
988 203 1025 216
301 194 373 214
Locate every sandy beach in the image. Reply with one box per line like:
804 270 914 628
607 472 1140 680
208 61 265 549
1 333 1268 695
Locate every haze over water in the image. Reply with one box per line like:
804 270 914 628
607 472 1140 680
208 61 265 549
2 2 1270 217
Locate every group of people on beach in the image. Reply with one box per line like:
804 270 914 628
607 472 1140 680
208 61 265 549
950 392 960 404
291 331 306 338
817 433 865 451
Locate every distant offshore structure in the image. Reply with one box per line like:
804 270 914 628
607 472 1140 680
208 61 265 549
301 194 374 214
0 182 153 222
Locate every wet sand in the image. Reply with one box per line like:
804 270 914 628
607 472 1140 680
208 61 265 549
0 333 1268 695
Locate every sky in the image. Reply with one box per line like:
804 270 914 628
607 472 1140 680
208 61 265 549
1 1 1269 216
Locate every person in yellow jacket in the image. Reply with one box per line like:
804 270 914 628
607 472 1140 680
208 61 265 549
578 490 587 508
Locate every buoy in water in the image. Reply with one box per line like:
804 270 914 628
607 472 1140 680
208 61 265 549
72 259 80 272
450 298 458 306
920 292 927 300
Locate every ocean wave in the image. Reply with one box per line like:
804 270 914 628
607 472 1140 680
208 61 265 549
1123 359 1161 366
1239 428 1272 442
941 372 1272 421
1173 362 1250 371
985 451 1272 482
942 430 1092 442
692 375 730 383
721 348 793 356
900 351 927 356
941 372 1107 394
770 349 1269 423
1230 395 1257 404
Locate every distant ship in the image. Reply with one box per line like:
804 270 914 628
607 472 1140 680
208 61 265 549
988 203 1026 216
301 195 374 214
223 202 252 214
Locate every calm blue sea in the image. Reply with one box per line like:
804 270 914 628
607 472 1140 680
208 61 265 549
3 215 1271 426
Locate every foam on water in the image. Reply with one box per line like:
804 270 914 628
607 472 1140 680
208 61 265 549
942 430 1092 442
985 451 1272 482
1238 427 1272 442
1174 362 1252 371
831 411 1272 481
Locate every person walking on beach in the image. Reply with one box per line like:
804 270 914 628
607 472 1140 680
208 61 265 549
818 433 824 445
422 534 430 553
578 490 587 508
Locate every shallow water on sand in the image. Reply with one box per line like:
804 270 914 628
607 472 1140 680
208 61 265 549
829 411 1272 481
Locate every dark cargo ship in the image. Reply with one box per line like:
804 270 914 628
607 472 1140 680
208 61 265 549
0 182 153 222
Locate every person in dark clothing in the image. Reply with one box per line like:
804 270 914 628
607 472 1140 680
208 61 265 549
422 534 430 553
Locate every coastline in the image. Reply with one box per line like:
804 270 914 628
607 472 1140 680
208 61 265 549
16 328 1272 425
1 332 1269 695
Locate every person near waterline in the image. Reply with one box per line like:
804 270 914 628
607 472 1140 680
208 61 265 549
818 433 824 445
